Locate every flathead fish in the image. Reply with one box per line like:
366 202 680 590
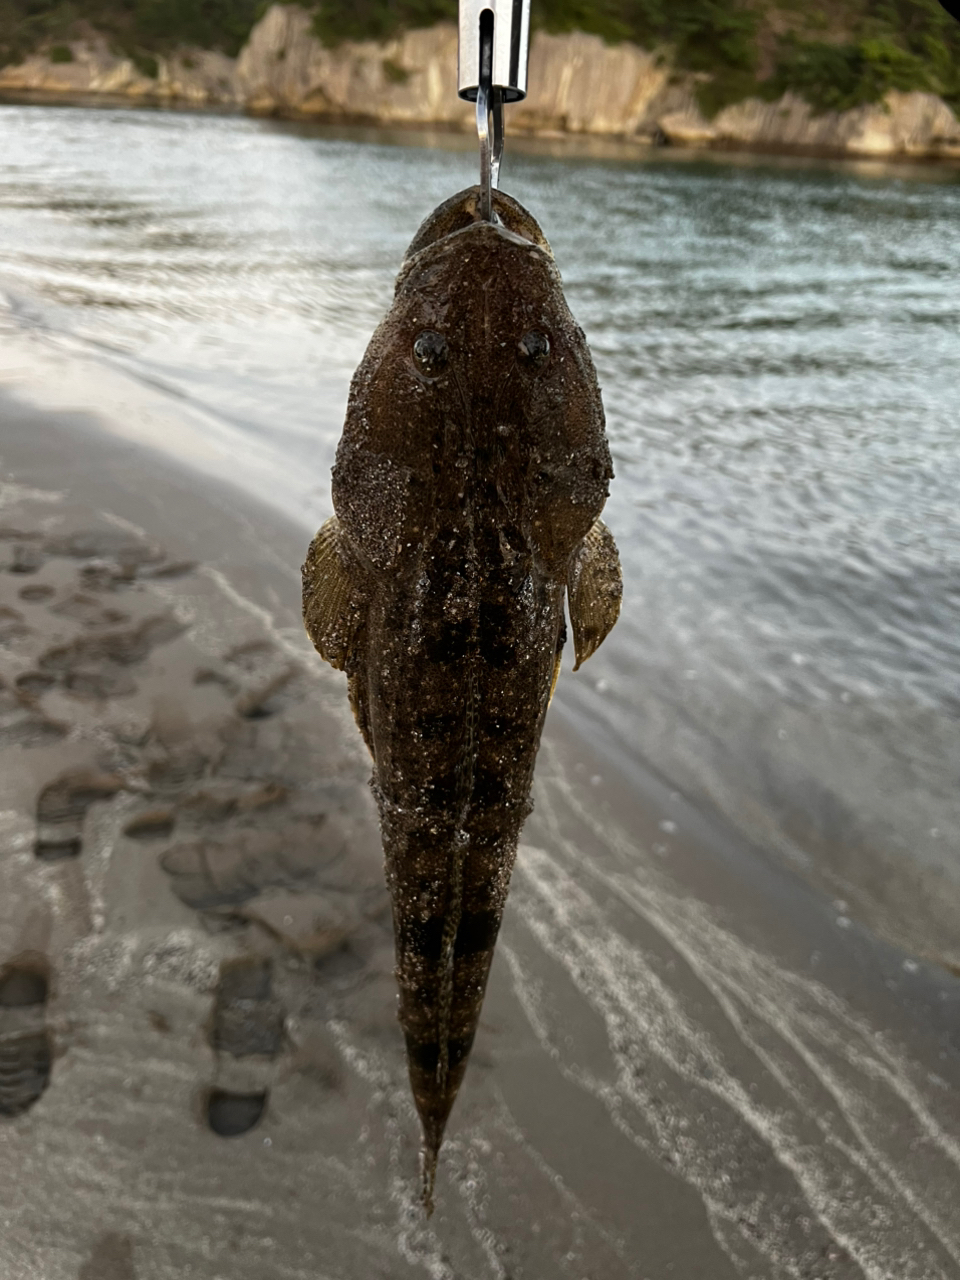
302 186 621 1207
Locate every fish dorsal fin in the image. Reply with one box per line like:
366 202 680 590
302 516 363 672
566 519 622 670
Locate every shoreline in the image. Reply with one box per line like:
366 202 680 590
5 86 960 177
2 3 960 171
2 392 959 1277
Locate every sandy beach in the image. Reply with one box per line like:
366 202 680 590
1 395 959 1279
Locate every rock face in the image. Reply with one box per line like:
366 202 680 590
660 89 960 158
235 6 468 126
2 4 960 161
0 38 241 106
512 31 669 136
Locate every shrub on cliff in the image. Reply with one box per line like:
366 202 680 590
0 0 263 69
311 0 761 81
767 4 960 115
309 0 960 117
131 0 263 55
312 0 455 45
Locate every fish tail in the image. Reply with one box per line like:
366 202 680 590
420 1136 440 1217
434 828 467 1097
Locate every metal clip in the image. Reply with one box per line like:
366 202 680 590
459 0 531 221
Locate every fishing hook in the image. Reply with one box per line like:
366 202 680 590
458 0 530 221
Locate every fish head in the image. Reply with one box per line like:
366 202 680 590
332 187 612 581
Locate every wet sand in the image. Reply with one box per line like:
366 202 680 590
1 397 959 1280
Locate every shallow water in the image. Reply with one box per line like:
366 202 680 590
0 102 958 955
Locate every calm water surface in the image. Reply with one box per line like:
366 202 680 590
0 104 958 952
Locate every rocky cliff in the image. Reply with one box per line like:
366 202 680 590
659 88 960 159
0 39 242 106
2 3 959 161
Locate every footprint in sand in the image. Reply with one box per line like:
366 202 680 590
0 957 52 1117
78 1232 136 1280
49 592 130 629
34 768 123 860
234 665 299 721
123 809 176 841
196 639 301 722
37 613 185 701
0 604 30 644
17 583 55 604
0 675 66 748
6 527 189 707
206 956 286 1137
159 822 332 913
7 542 45 576
41 528 163 585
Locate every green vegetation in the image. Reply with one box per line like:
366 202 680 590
1 0 959 118
760 2 960 114
312 0 454 46
309 0 960 115
130 45 156 74
382 56 411 82
0 0 265 70
129 0 264 53
48 40 72 59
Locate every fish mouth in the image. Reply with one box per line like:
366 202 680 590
404 185 553 261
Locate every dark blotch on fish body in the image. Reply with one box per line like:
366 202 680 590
302 185 622 1210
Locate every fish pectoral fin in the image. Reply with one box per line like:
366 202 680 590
566 518 622 671
302 516 364 672
547 616 566 707
548 647 563 706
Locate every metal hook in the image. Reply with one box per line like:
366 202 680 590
476 82 492 222
459 0 529 221
476 21 503 222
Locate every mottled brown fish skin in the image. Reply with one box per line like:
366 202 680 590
302 187 621 1206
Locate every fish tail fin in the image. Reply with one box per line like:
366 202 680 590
420 1132 441 1217
406 1033 469 1212
392 826 505 1211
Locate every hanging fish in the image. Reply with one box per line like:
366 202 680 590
302 185 621 1208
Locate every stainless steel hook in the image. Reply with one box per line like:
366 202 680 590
459 0 530 220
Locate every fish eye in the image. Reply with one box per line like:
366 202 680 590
519 330 551 366
413 330 449 377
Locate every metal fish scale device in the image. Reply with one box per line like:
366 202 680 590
302 0 621 1211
